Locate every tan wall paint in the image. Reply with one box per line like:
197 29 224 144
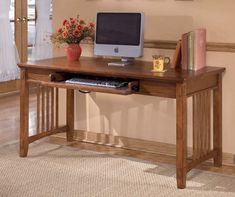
53 0 235 154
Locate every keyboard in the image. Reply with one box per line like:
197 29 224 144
65 76 129 88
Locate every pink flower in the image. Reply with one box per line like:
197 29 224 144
70 17 75 24
63 19 69 26
73 29 81 37
76 25 83 31
65 24 70 30
51 15 95 45
62 31 68 38
89 22 95 28
57 28 62 33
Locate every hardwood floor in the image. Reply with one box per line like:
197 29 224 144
1 91 235 177
0 90 42 145
0 92 20 144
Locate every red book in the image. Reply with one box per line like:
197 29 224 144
194 29 206 70
181 33 188 70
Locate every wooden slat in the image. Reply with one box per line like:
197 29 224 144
41 86 45 131
66 89 74 141
206 91 211 152
205 91 211 153
55 88 59 128
46 87 50 131
199 93 203 156
36 84 41 133
213 74 223 167
51 87 54 130
193 95 198 159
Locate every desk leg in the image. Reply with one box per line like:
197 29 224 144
176 83 187 189
213 74 222 167
66 89 74 141
20 69 29 157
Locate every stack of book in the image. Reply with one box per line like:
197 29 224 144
181 29 206 70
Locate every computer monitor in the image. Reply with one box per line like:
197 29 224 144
94 12 144 66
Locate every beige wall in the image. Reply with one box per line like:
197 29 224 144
53 0 235 154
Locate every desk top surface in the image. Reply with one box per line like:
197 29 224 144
19 57 225 83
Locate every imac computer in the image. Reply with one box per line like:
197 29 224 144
94 12 144 66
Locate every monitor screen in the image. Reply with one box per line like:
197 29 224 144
96 13 141 46
94 12 144 59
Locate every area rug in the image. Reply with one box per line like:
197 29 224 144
1 142 235 197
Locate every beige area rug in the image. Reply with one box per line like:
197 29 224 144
1 142 235 197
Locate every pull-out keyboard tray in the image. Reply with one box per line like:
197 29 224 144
47 72 139 95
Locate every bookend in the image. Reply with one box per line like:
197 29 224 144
171 40 182 69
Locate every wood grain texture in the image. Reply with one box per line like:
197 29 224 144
46 87 50 131
193 90 211 159
66 89 74 142
27 79 138 95
36 84 41 133
3 91 235 173
213 74 223 167
171 40 182 69
20 69 29 157
28 126 68 143
176 82 187 189
19 57 225 84
187 74 217 96
187 150 216 172
55 88 59 129
18 57 225 189
138 80 176 98
0 80 20 93
41 86 45 132
51 87 54 130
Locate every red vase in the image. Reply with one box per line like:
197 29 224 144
65 44 82 61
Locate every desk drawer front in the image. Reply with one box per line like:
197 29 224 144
138 80 176 98
27 69 53 82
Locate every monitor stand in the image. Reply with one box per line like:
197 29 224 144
108 57 134 67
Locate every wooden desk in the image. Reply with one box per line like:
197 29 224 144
18 57 225 189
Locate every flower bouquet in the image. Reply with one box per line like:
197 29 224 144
51 15 95 61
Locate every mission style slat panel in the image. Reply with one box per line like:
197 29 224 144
34 84 61 136
192 90 211 160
